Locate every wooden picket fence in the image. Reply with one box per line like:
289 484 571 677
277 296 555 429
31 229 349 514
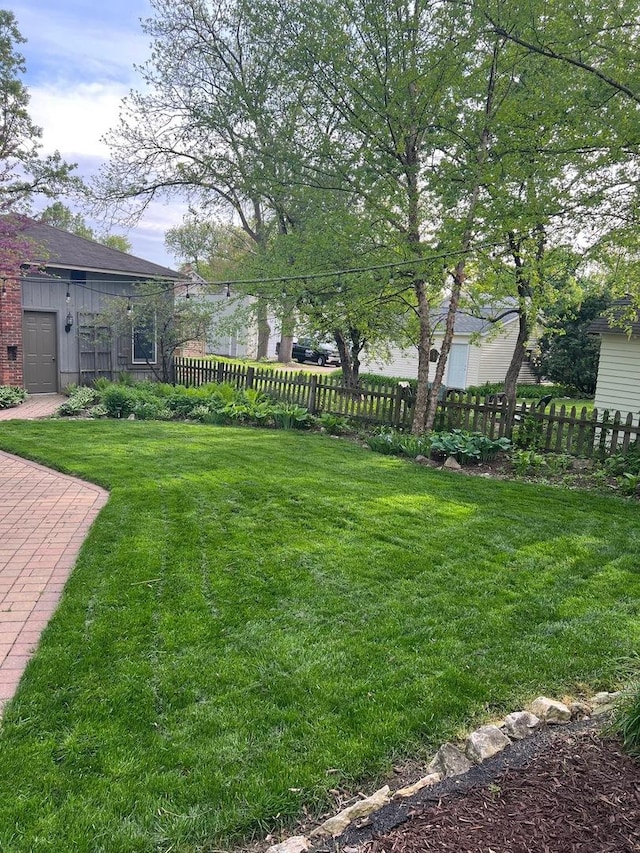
173 357 416 427
438 392 640 457
172 357 640 457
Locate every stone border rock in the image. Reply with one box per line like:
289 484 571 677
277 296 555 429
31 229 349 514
264 692 621 853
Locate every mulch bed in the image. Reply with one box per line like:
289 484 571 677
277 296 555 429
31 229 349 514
360 730 640 853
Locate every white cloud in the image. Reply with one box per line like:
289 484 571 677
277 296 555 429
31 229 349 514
29 83 126 159
15 0 187 267
15 1 152 86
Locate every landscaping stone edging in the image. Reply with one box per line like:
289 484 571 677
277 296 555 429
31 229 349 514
264 692 622 853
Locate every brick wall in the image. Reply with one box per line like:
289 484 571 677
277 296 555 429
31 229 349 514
0 277 23 386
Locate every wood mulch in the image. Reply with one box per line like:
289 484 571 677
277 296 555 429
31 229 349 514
359 729 640 853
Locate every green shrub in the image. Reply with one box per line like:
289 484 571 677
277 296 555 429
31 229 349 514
57 387 99 416
319 413 350 435
0 385 27 409
87 404 108 419
165 386 212 417
465 382 505 398
366 428 431 458
513 414 545 450
618 472 640 496
604 445 640 477
612 685 640 757
101 385 137 418
464 382 574 401
272 403 314 430
92 377 112 394
516 383 575 400
430 429 511 464
511 448 547 475
132 399 173 420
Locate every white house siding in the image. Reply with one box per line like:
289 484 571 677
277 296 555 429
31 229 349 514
358 319 541 389
594 333 640 419
474 324 538 385
476 324 518 384
361 332 506 388
359 345 420 380
360 339 475 386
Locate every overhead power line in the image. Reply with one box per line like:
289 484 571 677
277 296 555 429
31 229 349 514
14 241 496 302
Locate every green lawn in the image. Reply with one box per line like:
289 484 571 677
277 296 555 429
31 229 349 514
0 421 638 852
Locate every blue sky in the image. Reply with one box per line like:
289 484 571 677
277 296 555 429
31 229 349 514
12 0 186 267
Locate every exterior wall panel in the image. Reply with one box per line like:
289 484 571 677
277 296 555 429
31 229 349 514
594 333 640 418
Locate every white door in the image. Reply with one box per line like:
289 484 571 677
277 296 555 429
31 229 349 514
447 343 468 389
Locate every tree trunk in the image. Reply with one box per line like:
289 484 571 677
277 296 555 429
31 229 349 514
424 263 465 432
502 227 543 406
503 311 530 404
256 297 271 359
411 279 432 434
334 328 360 390
278 305 295 362
334 328 364 390
422 39 501 433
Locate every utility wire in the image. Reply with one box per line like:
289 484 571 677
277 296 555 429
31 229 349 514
13 241 497 302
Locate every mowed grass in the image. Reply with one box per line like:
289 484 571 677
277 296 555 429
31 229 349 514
0 421 639 853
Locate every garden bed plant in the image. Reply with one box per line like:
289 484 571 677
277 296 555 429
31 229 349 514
0 384 27 409
58 379 316 430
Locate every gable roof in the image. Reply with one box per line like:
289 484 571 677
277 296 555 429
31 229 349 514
589 297 640 337
434 300 519 336
21 219 182 280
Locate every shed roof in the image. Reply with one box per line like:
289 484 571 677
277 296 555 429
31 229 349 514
21 219 182 280
589 298 640 337
434 300 519 335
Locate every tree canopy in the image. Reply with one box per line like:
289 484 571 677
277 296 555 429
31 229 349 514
0 11 75 213
98 0 640 428
38 202 132 253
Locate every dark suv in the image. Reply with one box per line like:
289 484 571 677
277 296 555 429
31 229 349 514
291 339 341 366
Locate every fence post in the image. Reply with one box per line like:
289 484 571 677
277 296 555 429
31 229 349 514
308 374 318 414
246 366 255 390
392 384 403 428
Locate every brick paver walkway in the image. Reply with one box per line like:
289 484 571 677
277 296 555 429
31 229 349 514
0 393 66 421
0 451 108 716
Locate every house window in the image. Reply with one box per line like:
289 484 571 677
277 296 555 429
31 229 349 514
132 317 157 364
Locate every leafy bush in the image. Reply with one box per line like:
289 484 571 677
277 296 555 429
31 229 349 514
319 413 350 435
516 383 577 400
513 414 544 450
100 385 137 419
511 448 547 475
165 386 213 417
430 429 511 464
612 685 640 757
87 404 108 419
366 428 431 458
57 387 99 416
604 445 640 477
465 382 505 398
618 472 640 496
465 382 574 401
132 399 173 420
272 403 314 430
0 385 27 409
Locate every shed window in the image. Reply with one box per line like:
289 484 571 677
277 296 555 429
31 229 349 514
132 317 157 364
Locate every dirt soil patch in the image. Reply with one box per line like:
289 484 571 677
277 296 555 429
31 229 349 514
355 728 640 853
